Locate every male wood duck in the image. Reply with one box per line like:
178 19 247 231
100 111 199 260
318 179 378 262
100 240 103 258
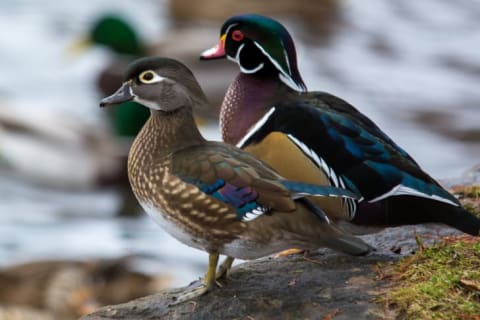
200 14 480 236
100 57 373 303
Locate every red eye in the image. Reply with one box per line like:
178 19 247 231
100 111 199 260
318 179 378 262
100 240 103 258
231 30 244 42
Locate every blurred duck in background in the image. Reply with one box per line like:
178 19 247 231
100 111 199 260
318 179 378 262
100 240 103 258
0 258 170 320
74 13 236 130
0 104 122 190
73 14 150 138
169 0 340 44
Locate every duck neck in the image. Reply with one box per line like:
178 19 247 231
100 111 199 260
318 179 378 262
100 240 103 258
129 107 205 165
220 72 292 146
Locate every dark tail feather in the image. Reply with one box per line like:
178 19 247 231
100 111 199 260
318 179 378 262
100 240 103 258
297 198 329 223
432 205 480 236
296 199 374 255
322 232 375 256
352 196 480 236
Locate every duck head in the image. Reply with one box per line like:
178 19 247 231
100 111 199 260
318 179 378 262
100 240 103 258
100 57 209 112
90 15 145 56
201 14 307 92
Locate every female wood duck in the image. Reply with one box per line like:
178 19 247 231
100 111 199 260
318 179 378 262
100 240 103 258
77 14 229 133
100 57 373 303
200 14 480 236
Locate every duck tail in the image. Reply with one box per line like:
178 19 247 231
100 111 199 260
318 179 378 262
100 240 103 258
322 231 375 256
352 196 480 236
433 205 480 236
297 199 375 255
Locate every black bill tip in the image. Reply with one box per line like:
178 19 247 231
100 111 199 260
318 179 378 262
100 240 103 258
100 82 134 107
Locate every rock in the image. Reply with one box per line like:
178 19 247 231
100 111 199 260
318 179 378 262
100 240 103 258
81 221 469 320
81 251 396 320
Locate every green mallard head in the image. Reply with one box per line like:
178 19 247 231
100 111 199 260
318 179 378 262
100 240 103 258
90 14 145 56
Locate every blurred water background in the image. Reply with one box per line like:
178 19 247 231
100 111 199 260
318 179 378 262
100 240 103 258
0 0 479 309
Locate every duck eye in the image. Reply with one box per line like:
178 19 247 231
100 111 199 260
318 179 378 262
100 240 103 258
231 30 244 42
139 70 163 84
142 71 154 81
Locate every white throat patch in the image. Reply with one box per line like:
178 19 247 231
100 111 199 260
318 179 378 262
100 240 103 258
133 96 161 111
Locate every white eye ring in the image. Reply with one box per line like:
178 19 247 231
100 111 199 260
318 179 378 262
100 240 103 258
138 70 165 84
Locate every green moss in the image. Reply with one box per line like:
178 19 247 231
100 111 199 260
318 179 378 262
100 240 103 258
377 237 480 319
453 185 480 218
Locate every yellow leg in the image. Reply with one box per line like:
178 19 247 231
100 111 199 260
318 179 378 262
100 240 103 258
216 256 234 280
170 253 219 305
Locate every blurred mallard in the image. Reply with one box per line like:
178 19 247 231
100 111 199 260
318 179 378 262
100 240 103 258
76 13 236 127
75 14 150 137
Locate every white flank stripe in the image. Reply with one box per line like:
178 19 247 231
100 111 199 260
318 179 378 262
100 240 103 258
287 134 361 219
329 167 339 187
319 158 331 181
368 184 459 206
287 134 342 188
236 107 276 148
287 134 321 168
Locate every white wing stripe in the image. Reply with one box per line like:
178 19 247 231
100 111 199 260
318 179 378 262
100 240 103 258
242 206 267 222
368 184 459 206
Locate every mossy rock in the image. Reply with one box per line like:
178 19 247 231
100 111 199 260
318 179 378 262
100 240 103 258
377 235 480 320
82 251 396 320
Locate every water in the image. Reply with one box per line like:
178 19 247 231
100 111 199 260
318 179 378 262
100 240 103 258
0 0 207 286
0 0 479 287
298 0 480 178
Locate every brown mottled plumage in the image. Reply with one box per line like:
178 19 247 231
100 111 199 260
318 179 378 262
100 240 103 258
100 57 372 304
